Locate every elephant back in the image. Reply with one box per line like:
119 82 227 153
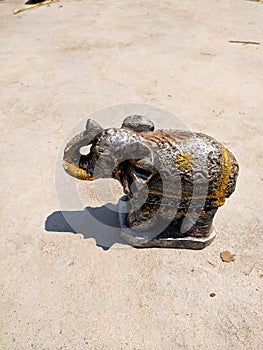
139 130 239 208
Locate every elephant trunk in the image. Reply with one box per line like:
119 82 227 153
63 119 104 180
63 131 93 180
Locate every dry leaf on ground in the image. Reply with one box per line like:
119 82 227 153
220 250 236 263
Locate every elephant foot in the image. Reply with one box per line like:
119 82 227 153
183 208 218 238
127 207 159 232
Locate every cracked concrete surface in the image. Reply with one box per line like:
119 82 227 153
0 0 262 349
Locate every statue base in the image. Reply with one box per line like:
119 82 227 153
118 197 216 249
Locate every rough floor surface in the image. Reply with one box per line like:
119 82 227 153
0 1 262 349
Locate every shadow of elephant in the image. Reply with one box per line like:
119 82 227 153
45 203 128 250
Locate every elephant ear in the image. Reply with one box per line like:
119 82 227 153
122 115 154 133
85 119 103 133
84 119 104 139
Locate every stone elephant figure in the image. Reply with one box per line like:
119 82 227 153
63 115 239 245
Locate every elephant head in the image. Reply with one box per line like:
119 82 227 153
63 116 156 197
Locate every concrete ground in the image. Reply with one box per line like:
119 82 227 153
0 0 262 349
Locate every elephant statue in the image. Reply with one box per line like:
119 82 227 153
63 115 239 248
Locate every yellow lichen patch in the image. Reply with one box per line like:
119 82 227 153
175 152 194 171
214 145 231 206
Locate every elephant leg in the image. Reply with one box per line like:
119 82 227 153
126 193 161 232
182 208 218 238
127 203 159 231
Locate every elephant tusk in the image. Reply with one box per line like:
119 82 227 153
63 161 94 181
